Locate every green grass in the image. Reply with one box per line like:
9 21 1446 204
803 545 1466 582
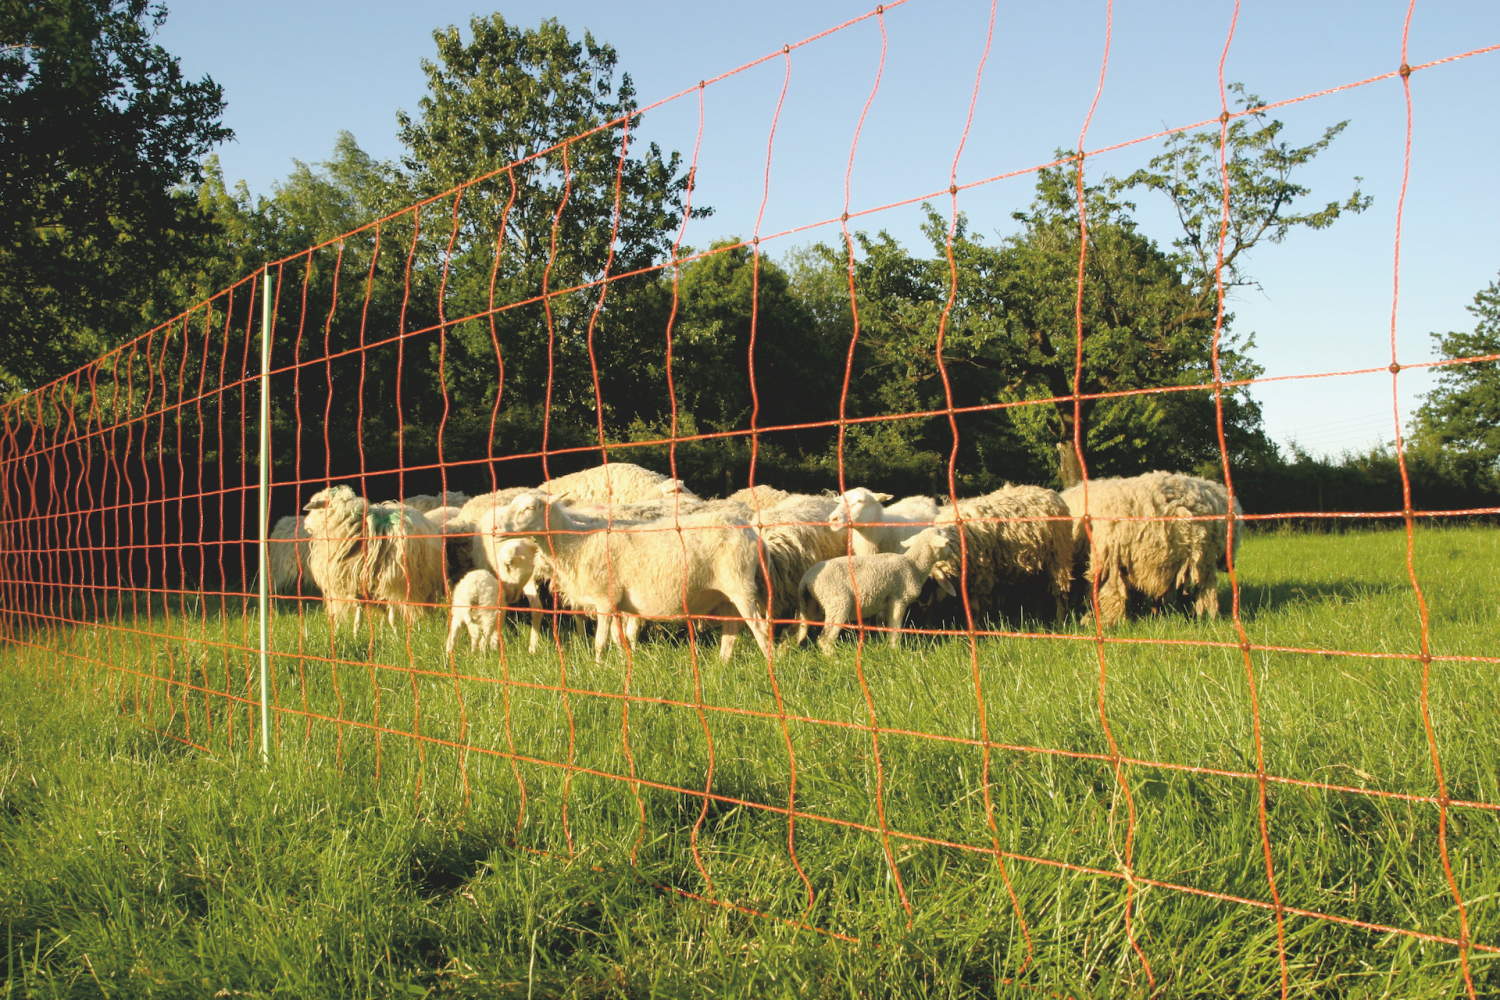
2 524 1498 997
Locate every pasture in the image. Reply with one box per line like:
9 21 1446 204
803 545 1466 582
2 525 1497 998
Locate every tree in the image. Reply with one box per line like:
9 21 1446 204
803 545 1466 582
1412 271 1500 469
394 15 706 454
0 0 230 396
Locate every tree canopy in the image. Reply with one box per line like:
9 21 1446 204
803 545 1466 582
0 0 230 396
1412 272 1500 470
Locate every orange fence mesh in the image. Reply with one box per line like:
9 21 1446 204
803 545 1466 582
1 2 1497 994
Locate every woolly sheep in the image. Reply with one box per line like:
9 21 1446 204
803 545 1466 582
447 570 502 655
539 462 694 505
827 488 940 558
401 491 470 514
1061 472 1244 627
794 527 954 653
303 485 445 630
267 515 320 597
725 484 789 510
930 485 1073 624
501 493 770 664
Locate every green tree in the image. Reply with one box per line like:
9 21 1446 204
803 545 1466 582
0 0 230 395
395 14 706 464
1412 271 1500 469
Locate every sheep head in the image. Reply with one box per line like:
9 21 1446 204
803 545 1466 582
502 492 553 533
828 487 893 530
495 538 538 585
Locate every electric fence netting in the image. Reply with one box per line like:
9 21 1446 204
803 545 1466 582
2 2 1499 993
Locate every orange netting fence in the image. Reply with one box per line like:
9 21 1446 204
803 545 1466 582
2 2 1498 993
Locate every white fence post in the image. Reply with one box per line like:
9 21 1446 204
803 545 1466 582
258 266 272 763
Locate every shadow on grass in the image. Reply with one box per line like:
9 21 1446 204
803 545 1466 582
1231 579 1397 620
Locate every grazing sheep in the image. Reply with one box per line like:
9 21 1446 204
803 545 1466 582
501 493 770 664
794 527 954 653
303 485 445 630
827 489 940 558
930 485 1073 625
540 462 692 505
1061 472 1244 627
447 570 502 655
745 493 848 624
401 491 470 514
267 515 320 597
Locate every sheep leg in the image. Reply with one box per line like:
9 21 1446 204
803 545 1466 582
817 597 851 656
719 613 743 662
523 582 544 654
887 600 908 649
1192 572 1221 620
593 612 612 665
723 592 771 661
1092 563 1128 628
445 613 463 656
793 592 814 648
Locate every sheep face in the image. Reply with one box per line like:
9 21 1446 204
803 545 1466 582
503 492 551 534
900 527 952 553
495 538 539 599
828 488 893 531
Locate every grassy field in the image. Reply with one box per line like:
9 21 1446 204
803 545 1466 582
2 524 1498 998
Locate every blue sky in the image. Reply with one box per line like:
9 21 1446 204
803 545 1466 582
155 1 1500 457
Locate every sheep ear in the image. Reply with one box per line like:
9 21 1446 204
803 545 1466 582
932 534 951 550
874 492 894 502
939 578 958 598
899 536 915 549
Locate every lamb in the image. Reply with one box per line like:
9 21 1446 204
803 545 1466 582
267 515 320 597
500 492 770 664
447 570 501 655
400 491 470 514
1061 472 1245 627
445 539 539 655
930 485 1074 624
303 484 445 630
794 527 954 653
827 488 941 558
539 462 695 505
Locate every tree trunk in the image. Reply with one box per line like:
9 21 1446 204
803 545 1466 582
1056 440 1084 490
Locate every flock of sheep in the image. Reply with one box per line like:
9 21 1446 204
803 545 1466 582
271 461 1244 661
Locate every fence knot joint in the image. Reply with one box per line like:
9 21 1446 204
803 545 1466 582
1389 362 1402 374
1399 62 1412 78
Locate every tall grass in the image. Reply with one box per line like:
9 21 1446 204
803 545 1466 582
1 525 1497 997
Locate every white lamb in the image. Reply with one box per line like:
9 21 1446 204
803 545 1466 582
827 488 941 557
794 527 954 654
500 492 770 664
447 570 502 654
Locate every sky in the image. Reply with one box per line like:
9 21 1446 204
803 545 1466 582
154 1 1500 458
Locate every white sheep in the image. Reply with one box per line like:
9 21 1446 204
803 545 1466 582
400 491 470 514
794 527 954 653
930 485 1074 625
303 485 445 630
447 570 502 655
501 493 770 664
725 484 790 510
267 515 320 597
539 462 694 505
827 488 940 557
1061 471 1244 627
